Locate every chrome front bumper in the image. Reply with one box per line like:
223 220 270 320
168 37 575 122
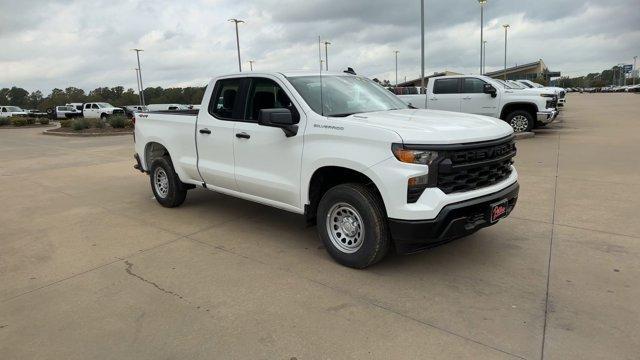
537 109 558 124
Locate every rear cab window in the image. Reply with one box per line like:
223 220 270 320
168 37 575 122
209 78 242 120
433 79 460 94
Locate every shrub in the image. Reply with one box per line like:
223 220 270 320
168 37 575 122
71 118 90 131
60 119 72 128
25 117 36 125
11 118 28 126
108 115 127 128
39 118 50 125
93 119 106 129
0 118 10 126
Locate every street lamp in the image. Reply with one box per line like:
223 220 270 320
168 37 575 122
133 68 142 106
502 24 510 80
323 41 331 71
633 56 637 86
478 0 487 75
228 18 244 72
394 50 400 87
420 0 425 92
248 60 255 71
131 49 145 105
482 40 487 74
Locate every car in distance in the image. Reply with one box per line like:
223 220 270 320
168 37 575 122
0 106 28 118
82 102 125 119
124 105 148 118
53 105 82 119
397 75 558 132
133 71 519 268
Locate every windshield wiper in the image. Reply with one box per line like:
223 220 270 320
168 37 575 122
329 113 357 117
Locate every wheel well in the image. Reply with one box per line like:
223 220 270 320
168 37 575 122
305 166 384 225
500 102 537 120
144 142 170 169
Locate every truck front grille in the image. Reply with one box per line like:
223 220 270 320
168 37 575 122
112 109 125 116
436 137 516 194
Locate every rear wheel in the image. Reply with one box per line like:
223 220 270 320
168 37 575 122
317 183 390 268
505 110 533 133
149 156 188 207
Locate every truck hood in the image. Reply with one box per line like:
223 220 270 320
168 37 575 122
344 109 513 144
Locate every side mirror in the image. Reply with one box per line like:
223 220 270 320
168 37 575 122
258 108 298 137
483 84 497 97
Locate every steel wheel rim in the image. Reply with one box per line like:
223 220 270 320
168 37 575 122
326 202 365 253
153 168 169 198
510 115 528 133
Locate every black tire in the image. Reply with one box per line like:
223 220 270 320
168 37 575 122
100 113 108 120
149 156 188 208
316 183 390 268
505 110 534 133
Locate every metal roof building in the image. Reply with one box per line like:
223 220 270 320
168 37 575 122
484 59 560 82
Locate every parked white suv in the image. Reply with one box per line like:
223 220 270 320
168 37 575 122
133 71 519 268
0 106 28 117
82 102 125 119
398 75 558 132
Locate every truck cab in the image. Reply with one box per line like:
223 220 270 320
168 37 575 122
0 106 28 118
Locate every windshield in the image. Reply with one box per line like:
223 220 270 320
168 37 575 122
287 75 408 117
6 106 23 112
507 80 527 89
96 103 113 108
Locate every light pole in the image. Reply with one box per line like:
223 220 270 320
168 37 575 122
228 18 244 72
133 68 142 106
482 40 487 74
248 60 255 71
323 41 331 71
479 0 487 75
131 49 145 105
633 56 637 86
394 50 399 87
502 24 510 80
420 0 425 92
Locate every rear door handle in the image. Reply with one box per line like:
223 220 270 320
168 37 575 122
235 132 250 139
429 97 437 101
199 128 211 134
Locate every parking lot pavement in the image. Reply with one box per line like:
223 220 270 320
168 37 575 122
1 93 638 359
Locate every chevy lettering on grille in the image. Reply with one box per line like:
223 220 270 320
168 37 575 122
450 142 515 163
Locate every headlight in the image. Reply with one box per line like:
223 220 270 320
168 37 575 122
391 144 439 165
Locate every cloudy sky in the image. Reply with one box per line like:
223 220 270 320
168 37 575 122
1 0 639 92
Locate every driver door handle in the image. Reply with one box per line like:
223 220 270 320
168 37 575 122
429 97 437 101
462 96 472 100
235 132 250 139
199 128 211 134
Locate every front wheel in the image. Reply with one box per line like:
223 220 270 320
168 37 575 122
149 156 188 208
505 110 534 133
317 183 390 268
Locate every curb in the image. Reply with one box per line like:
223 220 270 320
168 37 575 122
514 131 534 140
43 130 133 137
1 124 56 129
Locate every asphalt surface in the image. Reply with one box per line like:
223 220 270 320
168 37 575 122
1 93 638 359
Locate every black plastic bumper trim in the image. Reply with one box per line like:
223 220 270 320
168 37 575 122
388 181 519 254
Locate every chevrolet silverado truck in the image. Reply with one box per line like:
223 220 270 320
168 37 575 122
398 75 558 132
134 71 519 268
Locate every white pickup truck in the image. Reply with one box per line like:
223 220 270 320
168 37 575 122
398 75 558 132
515 80 566 108
0 106 28 118
82 102 125 119
134 71 519 268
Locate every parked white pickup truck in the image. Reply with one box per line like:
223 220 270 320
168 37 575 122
515 80 566 108
398 75 558 132
82 102 125 119
134 71 519 268
0 106 28 117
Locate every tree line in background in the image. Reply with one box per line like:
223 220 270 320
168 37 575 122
0 86 206 110
554 65 638 88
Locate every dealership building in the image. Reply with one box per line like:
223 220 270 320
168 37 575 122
484 59 561 82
